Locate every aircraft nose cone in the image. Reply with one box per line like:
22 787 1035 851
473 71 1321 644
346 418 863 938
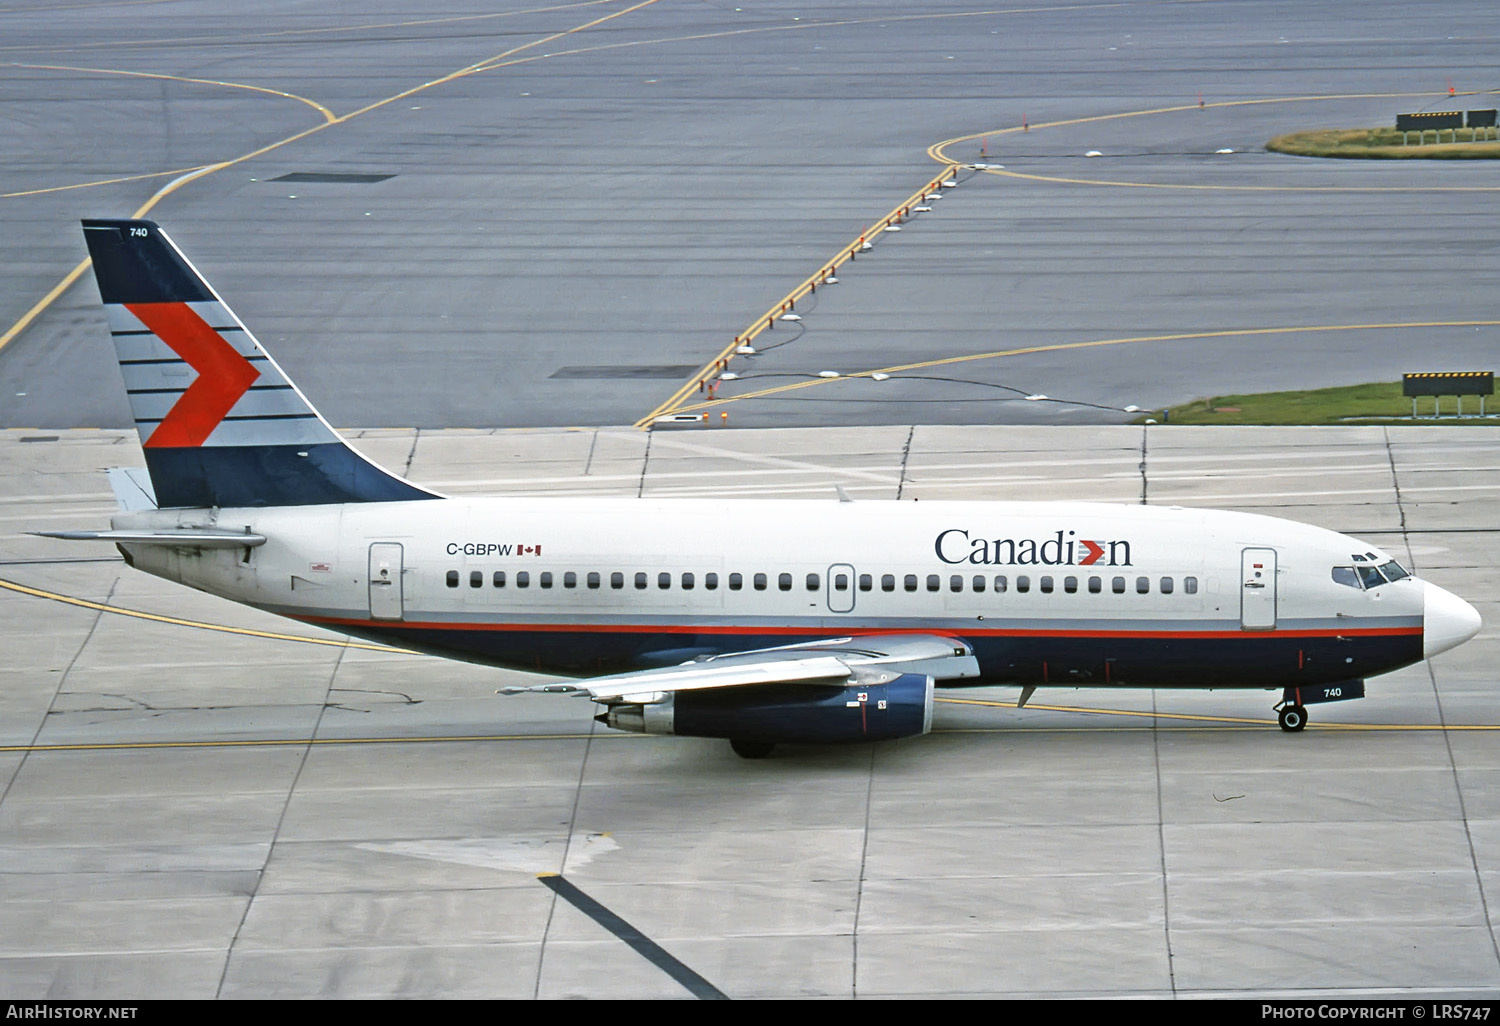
1424 581 1482 659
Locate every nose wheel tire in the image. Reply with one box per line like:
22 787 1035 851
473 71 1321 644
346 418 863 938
1277 704 1307 732
730 739 776 759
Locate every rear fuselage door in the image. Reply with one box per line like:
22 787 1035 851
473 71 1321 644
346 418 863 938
827 563 856 613
369 542 405 621
1240 547 1277 630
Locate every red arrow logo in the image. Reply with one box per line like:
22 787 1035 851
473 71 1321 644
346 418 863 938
1078 539 1106 566
126 302 260 448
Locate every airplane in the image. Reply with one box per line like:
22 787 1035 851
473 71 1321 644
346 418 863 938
34 218 1482 758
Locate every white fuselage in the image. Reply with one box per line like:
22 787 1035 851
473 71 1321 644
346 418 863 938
113 496 1443 689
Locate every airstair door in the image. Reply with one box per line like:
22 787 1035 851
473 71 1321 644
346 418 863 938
1240 547 1277 631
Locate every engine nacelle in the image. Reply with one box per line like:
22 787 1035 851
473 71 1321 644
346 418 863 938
597 672 934 745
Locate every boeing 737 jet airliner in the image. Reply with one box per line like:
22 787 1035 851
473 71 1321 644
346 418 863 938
37 219 1482 757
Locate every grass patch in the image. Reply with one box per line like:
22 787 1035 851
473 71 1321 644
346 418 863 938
1131 381 1498 425
1267 127 1500 159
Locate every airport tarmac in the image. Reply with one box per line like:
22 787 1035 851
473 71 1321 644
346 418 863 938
3 0 1500 1003
2 0 1500 430
1 423 1498 999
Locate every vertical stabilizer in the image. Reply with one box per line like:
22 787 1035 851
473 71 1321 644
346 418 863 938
81 219 438 508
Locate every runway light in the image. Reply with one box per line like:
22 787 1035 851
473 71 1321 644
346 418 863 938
1216 147 1235 154
1123 405 1142 412
818 371 840 378
913 206 932 212
941 179 957 187
1025 394 1049 401
883 225 902 232
871 373 891 381
735 345 757 354
860 242 873 251
1085 150 1102 157
720 372 740 380
926 192 943 199
779 313 802 322
824 275 839 284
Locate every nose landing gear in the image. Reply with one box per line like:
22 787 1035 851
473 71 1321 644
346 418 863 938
1275 702 1307 732
1273 680 1365 732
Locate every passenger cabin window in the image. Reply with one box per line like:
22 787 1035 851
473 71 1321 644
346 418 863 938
778 573 793 591
883 574 896 592
1136 577 1149 594
859 574 872 592
540 572 553 589
1016 576 1030 594
470 570 482 588
834 573 849 592
682 572 695 590
806 573 819 591
658 572 671 590
446 570 459 588
1112 577 1126 594
729 573 743 591
972 575 986 592
494 571 506 587
926 575 940 593
635 572 647 590
517 571 531 588
1160 577 1173 594
611 572 624 589
1064 576 1077 594
1088 576 1101 594
754 573 768 591
705 573 718 590
904 574 918 592
950 575 963 592
1039 576 1053 594
1184 576 1198 594
564 572 577 588
587 572 600 589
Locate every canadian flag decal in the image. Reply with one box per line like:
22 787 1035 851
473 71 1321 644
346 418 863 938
126 302 260 448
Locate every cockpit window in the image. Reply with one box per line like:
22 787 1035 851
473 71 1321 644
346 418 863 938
1379 560 1410 582
1332 566 1361 589
1357 564 1387 589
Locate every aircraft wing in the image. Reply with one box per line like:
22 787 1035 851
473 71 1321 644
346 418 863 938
500 633 980 701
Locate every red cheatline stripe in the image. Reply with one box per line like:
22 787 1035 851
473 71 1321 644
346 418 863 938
295 615 1421 640
126 302 260 448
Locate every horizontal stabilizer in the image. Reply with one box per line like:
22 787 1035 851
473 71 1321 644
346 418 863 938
32 528 266 548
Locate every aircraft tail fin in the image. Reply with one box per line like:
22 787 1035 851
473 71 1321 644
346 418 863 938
81 219 438 508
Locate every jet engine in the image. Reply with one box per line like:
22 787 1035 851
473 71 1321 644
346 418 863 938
597 671 934 756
